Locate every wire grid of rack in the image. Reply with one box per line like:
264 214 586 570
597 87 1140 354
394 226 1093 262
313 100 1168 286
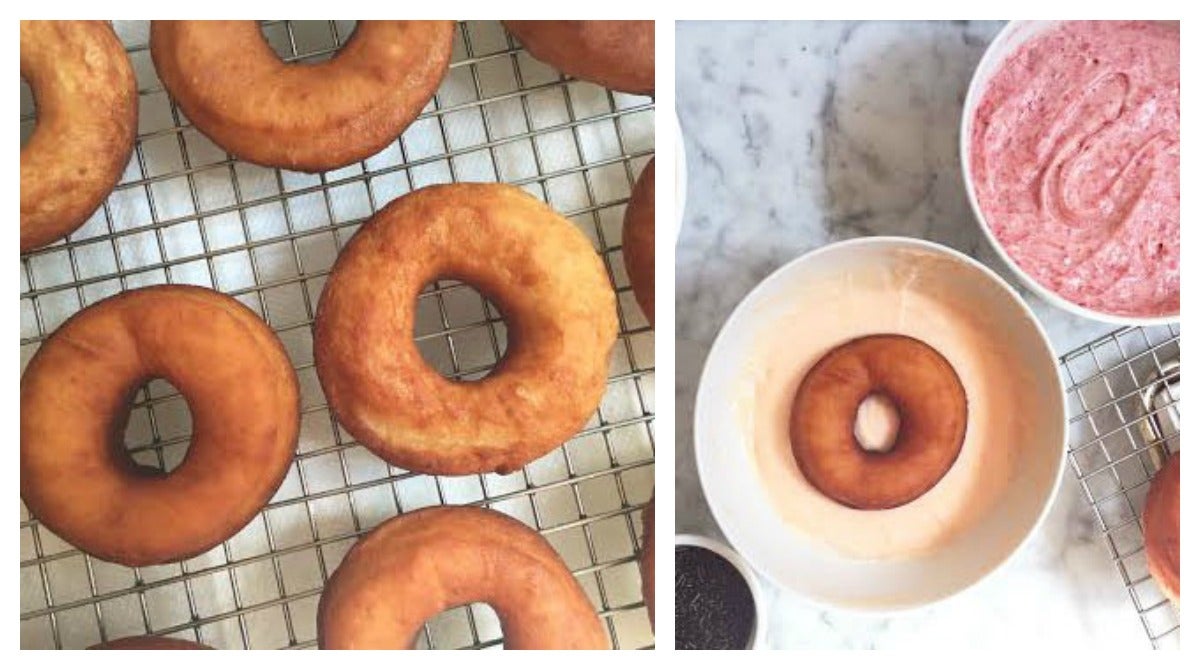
19 20 655 650
1061 324 1180 649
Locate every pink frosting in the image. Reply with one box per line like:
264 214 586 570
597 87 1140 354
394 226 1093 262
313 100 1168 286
971 21 1179 317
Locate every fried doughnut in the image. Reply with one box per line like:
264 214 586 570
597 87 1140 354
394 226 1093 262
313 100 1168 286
20 285 300 566
20 20 137 253
623 158 655 326
641 496 655 625
90 636 211 650
789 335 968 510
314 183 617 475
503 21 653 95
150 20 454 172
318 506 608 649
1143 452 1179 604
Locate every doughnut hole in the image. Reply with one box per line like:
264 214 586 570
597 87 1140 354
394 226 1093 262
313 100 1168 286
260 20 358 64
121 380 193 475
414 280 510 383
854 392 900 453
419 602 504 649
20 78 35 147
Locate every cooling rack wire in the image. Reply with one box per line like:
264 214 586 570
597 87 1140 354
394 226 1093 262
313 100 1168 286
1061 324 1180 649
19 20 655 650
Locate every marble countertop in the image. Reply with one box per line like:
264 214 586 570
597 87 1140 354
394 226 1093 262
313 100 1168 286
675 21 1150 649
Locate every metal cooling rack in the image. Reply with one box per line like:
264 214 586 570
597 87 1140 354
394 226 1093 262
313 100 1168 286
19 20 655 650
1062 324 1180 649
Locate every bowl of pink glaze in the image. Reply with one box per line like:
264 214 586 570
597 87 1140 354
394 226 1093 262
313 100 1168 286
961 21 1180 325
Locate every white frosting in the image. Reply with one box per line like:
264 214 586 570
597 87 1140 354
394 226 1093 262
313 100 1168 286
738 253 1026 560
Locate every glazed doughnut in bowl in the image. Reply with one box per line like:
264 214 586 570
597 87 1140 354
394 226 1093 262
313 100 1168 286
790 335 968 510
150 21 455 172
1143 452 1179 604
503 21 653 95
90 636 211 650
20 20 137 253
623 158 655 325
314 183 617 475
318 506 608 649
20 285 300 567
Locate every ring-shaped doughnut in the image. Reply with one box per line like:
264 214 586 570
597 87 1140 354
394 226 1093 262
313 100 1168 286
1143 452 1180 603
503 21 654 95
789 334 968 510
641 496 655 624
150 20 455 172
318 506 608 649
314 183 617 475
623 158 655 325
20 285 300 566
20 20 137 253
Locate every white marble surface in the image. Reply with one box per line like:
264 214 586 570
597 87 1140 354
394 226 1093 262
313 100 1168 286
675 21 1151 649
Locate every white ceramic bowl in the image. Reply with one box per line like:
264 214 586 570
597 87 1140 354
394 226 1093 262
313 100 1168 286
960 20 1179 326
694 237 1066 613
675 534 769 649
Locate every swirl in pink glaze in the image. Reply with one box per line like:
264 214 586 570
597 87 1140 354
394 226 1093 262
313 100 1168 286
971 21 1179 318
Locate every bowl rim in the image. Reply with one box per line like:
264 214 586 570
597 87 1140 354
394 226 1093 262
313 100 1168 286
674 533 770 649
959 20 1179 327
693 235 1069 615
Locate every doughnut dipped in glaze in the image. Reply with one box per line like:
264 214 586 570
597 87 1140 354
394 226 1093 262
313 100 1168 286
20 20 137 252
503 21 653 95
318 506 608 649
1143 452 1180 604
314 183 617 475
150 21 454 172
623 159 655 325
20 285 300 566
790 334 968 510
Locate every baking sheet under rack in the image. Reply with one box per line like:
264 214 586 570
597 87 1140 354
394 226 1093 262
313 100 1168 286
1061 325 1180 649
19 20 655 650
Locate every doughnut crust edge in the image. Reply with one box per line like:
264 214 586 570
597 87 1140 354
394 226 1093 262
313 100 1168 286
150 20 455 172
503 21 654 95
20 285 300 566
314 183 618 476
318 506 609 649
789 334 968 510
20 20 137 252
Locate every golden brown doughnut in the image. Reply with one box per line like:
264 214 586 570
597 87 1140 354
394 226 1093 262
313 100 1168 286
623 158 655 325
20 285 300 566
314 183 617 475
318 506 608 649
20 20 137 253
150 20 454 172
1143 452 1179 604
90 636 211 650
503 21 654 95
641 496 655 625
789 335 968 510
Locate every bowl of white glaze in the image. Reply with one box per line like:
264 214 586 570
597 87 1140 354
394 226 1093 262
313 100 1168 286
961 20 1179 326
694 237 1066 612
